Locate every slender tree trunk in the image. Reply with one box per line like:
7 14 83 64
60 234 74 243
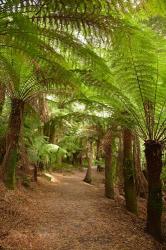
72 151 82 167
84 141 93 184
48 120 56 144
72 152 78 165
123 128 137 214
38 94 48 122
117 134 124 191
0 83 5 115
34 164 38 182
43 120 55 143
19 131 30 174
96 138 102 172
0 84 6 164
104 130 114 199
133 135 148 198
2 98 24 189
145 140 162 241
0 136 6 164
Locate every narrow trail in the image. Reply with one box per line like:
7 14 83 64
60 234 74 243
0 170 159 250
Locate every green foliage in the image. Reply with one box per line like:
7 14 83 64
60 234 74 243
27 135 67 168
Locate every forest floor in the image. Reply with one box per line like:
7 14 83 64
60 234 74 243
0 168 164 250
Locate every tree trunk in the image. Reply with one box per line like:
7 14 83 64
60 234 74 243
0 83 5 115
19 132 30 174
104 131 114 199
72 151 82 167
43 120 55 144
0 84 6 164
2 98 24 189
84 141 93 184
34 164 38 182
96 138 103 172
133 135 148 198
145 140 162 241
0 136 6 164
48 120 56 144
123 128 137 214
117 134 124 192
78 152 83 167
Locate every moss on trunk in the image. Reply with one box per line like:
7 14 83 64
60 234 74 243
145 140 162 241
2 98 24 189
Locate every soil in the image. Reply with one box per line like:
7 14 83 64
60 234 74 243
0 169 163 250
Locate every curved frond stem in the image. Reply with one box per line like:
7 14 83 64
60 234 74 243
156 121 166 141
154 97 166 139
127 34 150 139
152 53 159 138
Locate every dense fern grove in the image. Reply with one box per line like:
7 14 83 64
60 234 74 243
0 0 166 246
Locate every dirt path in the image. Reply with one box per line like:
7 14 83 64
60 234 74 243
0 170 160 249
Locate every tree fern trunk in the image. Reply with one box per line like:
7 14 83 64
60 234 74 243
117 134 124 191
145 140 162 241
104 132 114 199
123 128 137 214
2 98 24 189
0 83 5 115
133 135 148 198
34 164 38 182
96 138 102 172
72 151 82 167
84 141 93 184
0 84 5 163
48 121 56 144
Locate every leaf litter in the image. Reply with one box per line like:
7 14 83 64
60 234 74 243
0 170 163 250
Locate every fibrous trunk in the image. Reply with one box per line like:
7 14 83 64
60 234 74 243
104 130 114 199
117 134 124 191
96 138 103 172
72 151 82 167
34 164 38 182
145 140 162 241
0 136 6 164
133 135 148 198
123 128 137 214
0 83 5 115
84 141 93 184
2 98 24 189
0 84 6 163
